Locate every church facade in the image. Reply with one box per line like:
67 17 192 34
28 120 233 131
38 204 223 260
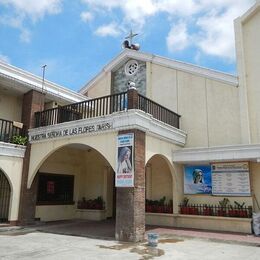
0 2 260 241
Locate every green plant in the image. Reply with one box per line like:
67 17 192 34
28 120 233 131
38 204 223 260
12 135 27 145
183 197 189 206
234 201 245 209
159 196 166 206
219 198 230 208
77 196 104 210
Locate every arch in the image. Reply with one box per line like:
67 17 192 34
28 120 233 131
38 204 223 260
0 167 13 193
146 153 178 186
0 168 12 222
32 142 116 222
28 134 117 189
145 154 179 214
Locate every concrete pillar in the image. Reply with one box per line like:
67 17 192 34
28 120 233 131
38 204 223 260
115 129 146 242
19 90 44 224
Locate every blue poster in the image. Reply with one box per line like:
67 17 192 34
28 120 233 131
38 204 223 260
184 165 212 194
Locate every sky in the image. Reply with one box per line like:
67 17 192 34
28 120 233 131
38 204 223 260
0 0 256 92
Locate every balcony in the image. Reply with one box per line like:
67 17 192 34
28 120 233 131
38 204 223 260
34 89 180 129
0 118 26 145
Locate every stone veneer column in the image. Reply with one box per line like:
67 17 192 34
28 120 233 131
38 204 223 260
18 90 44 224
115 129 146 242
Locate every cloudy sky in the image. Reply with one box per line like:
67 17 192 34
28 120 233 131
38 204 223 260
0 0 256 91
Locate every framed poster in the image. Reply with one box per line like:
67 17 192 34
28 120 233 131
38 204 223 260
115 133 134 187
184 165 212 194
212 162 251 196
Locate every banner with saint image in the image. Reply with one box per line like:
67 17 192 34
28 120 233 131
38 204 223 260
184 165 212 194
116 134 134 187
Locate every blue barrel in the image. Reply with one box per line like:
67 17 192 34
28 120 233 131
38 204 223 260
147 233 159 247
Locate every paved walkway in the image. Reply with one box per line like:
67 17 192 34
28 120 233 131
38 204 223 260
146 226 260 246
0 231 260 260
1 220 260 246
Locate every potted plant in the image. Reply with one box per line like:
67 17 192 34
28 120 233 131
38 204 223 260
234 201 248 218
167 199 173 214
12 135 27 145
180 197 189 214
218 198 229 216
203 204 213 216
77 196 104 210
157 196 166 213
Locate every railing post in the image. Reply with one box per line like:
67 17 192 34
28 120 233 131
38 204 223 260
127 87 138 109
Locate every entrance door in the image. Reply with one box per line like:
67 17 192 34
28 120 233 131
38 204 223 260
0 171 11 223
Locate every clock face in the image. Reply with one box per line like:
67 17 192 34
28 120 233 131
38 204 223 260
124 60 139 76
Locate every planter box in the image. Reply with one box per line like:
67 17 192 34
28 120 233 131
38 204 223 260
228 210 248 218
75 209 106 221
203 208 213 216
180 207 199 215
176 214 252 234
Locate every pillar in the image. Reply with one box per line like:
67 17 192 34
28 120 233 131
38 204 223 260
19 90 44 224
115 129 146 242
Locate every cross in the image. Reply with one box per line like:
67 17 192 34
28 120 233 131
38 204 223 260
125 29 138 46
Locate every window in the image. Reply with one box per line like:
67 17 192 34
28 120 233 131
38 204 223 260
37 173 74 205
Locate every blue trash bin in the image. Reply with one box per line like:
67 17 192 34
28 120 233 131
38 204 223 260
147 233 159 247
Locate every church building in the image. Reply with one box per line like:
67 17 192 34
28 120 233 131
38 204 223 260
0 2 260 242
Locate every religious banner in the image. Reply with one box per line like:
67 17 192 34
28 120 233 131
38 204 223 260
211 162 251 196
116 133 134 187
184 165 212 194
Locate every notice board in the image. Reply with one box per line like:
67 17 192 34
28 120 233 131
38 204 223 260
211 162 251 196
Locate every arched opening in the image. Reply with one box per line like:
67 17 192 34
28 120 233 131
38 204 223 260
0 169 11 223
145 154 173 214
32 144 116 225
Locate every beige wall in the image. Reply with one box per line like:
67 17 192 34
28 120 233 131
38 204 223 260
147 63 178 112
0 90 22 122
86 72 111 98
0 155 23 221
147 64 241 148
236 8 260 143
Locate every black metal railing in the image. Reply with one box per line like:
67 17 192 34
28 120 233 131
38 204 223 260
35 92 128 127
138 94 180 128
0 118 26 144
179 204 252 218
35 90 180 129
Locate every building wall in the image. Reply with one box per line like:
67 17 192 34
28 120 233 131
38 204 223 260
238 8 260 143
86 72 111 98
0 90 22 122
0 155 23 221
148 64 241 148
